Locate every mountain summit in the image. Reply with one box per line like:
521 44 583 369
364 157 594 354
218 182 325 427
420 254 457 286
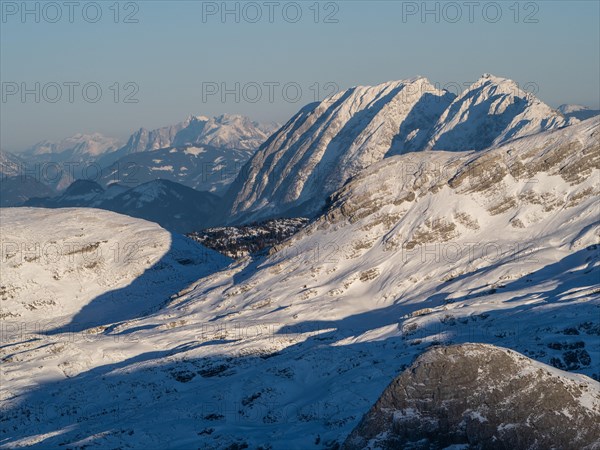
227 77 455 222
226 74 572 223
23 133 122 159
426 74 570 151
113 114 278 157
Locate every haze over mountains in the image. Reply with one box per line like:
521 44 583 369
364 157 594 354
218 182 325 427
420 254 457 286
115 114 277 154
96 114 278 167
0 114 279 209
17 134 124 191
558 103 600 121
22 133 123 159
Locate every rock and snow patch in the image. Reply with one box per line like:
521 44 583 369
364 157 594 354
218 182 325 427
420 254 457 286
343 344 600 450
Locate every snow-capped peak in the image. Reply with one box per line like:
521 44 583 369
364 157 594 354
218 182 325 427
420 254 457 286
226 76 456 222
469 73 533 99
119 114 278 155
425 73 570 151
23 133 122 157
226 73 573 223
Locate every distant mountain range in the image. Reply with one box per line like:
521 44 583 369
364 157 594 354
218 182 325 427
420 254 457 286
98 145 254 194
22 132 123 160
25 179 220 233
96 114 279 167
1 114 279 207
3 75 599 235
558 103 600 121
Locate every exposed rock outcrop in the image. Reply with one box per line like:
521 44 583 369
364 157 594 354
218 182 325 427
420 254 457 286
344 343 600 450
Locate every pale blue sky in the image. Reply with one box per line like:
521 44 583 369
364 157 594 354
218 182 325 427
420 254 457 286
1 0 599 151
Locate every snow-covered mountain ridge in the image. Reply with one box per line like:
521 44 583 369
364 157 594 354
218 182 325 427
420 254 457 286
99 114 279 167
227 74 574 223
425 74 569 150
25 179 222 233
559 103 600 121
23 133 122 159
98 144 254 194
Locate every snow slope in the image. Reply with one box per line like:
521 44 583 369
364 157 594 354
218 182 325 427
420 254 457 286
0 208 230 327
227 74 571 223
1 118 598 449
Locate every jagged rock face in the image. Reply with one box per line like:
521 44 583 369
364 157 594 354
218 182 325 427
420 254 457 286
227 74 571 223
343 344 600 450
124 120 190 154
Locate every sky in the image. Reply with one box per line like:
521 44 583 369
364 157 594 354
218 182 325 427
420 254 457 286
1 0 599 151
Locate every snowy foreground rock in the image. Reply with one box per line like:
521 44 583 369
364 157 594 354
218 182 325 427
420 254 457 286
0 117 599 448
344 343 600 450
